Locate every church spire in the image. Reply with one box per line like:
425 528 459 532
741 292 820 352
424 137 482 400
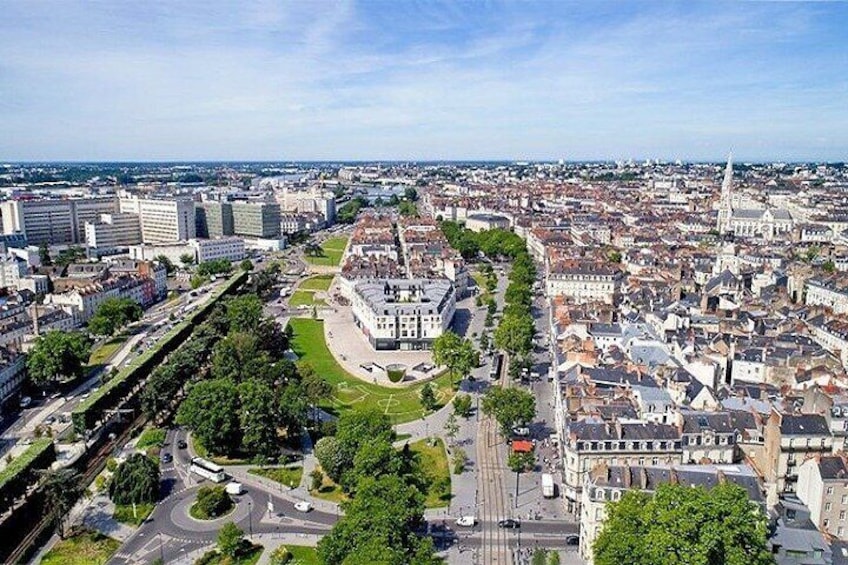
717 151 733 234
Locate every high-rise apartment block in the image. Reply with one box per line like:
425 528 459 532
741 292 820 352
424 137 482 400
231 202 281 238
84 213 142 252
119 195 195 243
0 196 119 245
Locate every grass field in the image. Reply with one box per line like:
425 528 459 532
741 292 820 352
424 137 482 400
289 290 326 307
298 274 335 291
285 545 320 565
410 438 452 508
309 466 348 504
304 236 348 267
40 530 120 565
113 503 154 526
135 427 166 450
87 334 129 371
248 466 304 488
196 544 263 565
288 318 454 424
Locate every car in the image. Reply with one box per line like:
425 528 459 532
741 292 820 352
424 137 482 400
497 519 520 529
81 392 91 399
294 501 313 513
512 426 531 437
19 396 32 408
177 440 187 449
565 535 580 546
44 416 56 425
161 453 173 464
456 516 477 527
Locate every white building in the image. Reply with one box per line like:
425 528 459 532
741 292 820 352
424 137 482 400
797 456 848 540
84 212 142 252
0 256 26 289
119 194 195 243
806 277 848 315
0 196 119 245
188 237 246 263
546 261 621 304
351 278 456 350
0 349 26 411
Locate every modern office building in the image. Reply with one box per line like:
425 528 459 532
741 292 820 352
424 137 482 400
84 213 142 253
0 196 118 245
188 237 246 263
195 201 234 238
231 202 281 238
119 195 195 243
350 278 456 350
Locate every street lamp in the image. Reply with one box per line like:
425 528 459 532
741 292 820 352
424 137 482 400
248 500 253 540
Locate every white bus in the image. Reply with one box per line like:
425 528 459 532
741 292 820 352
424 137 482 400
190 457 227 483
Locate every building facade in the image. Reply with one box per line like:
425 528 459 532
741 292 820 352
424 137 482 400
231 202 281 238
0 196 119 245
119 195 195 243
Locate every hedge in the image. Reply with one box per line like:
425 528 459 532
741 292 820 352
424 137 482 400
0 438 56 516
72 271 247 434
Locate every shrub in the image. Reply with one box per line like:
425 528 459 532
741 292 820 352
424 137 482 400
269 546 292 565
193 485 233 519
386 364 406 383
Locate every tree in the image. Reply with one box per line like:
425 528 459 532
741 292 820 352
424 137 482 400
452 394 473 418
607 250 622 263
593 482 773 565
432 331 477 389
310 469 324 491
176 379 241 456
494 311 535 357
26 330 92 386
404 187 419 202
314 436 345 483
548 552 560 565
398 201 418 216
225 294 265 334
342 438 407 493
317 475 433 565
335 409 395 471
109 453 160 505
211 332 272 383
88 297 143 336
38 242 53 266
195 485 233 519
823 260 836 273
481 386 536 436
451 448 468 474
238 379 279 461
532 549 548 565
240 259 254 272
507 451 535 473
179 253 195 268
419 383 437 412
443 412 459 446
155 254 175 275
217 522 244 558
301 364 333 425
41 468 83 538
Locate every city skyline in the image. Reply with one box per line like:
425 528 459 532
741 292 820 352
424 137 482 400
2 1 847 162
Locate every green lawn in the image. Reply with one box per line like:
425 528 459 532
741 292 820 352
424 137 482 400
248 466 304 488
135 427 166 449
409 438 452 508
87 334 129 370
195 544 263 565
285 545 320 565
40 530 120 565
298 274 335 291
288 318 454 424
113 503 154 526
304 236 348 267
309 466 348 504
289 290 326 307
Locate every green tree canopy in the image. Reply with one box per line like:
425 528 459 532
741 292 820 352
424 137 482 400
176 378 242 456
238 379 280 461
481 386 536 436
26 330 92 386
109 453 160 505
335 409 395 469
432 331 477 389
593 482 773 565
217 522 245 558
494 311 535 357
240 259 254 272
88 297 143 336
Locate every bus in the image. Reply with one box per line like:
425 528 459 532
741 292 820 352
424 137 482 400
190 457 227 483
489 353 503 380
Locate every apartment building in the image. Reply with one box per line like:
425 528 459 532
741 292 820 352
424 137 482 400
0 256 26 289
546 260 622 305
231 202 281 238
805 276 848 315
0 196 119 245
562 420 683 511
579 463 764 564
0 349 26 413
758 410 833 494
119 194 195 243
351 278 456 350
797 456 848 540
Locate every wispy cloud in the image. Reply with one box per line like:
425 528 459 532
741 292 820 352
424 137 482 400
0 0 846 161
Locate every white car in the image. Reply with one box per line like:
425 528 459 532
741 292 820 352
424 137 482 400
294 501 313 513
456 516 477 527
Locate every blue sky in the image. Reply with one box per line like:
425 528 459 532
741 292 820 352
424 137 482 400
1 1 847 162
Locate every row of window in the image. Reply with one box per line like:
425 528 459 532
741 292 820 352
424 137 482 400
573 440 681 452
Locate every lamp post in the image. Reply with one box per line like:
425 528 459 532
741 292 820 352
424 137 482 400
158 532 165 563
248 500 253 540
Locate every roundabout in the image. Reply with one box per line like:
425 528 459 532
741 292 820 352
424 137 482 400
172 488 252 532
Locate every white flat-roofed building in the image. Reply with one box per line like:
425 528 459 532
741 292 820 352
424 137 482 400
188 237 245 263
1 196 118 245
465 213 511 232
546 260 622 304
806 276 848 315
85 212 142 252
0 256 26 289
119 194 195 243
351 278 456 350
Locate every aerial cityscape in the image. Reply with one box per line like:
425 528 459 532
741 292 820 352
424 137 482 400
2 2 848 565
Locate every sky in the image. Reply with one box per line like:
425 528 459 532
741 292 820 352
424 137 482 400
1 1 847 162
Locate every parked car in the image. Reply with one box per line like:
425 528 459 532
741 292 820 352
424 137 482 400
19 396 32 408
161 453 173 464
498 519 521 529
294 501 313 513
512 426 530 437
456 516 477 527
44 416 56 425
177 440 187 449
565 535 580 545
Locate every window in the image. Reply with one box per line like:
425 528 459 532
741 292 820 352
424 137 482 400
840 511 845 520
842 495 847 504
826 502 832 511
828 487 835 495
824 519 830 529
